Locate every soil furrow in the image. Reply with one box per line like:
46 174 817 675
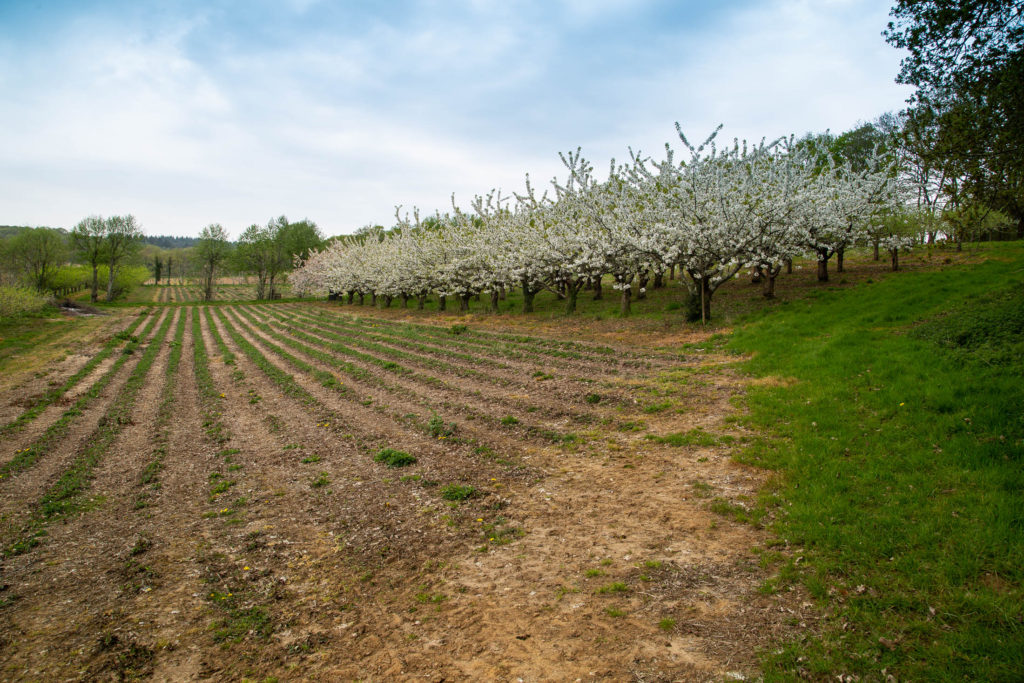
0 309 181 679
266 304 635 410
0 309 146 428
249 305 621 435
227 306 583 456
299 303 653 376
213 306 522 483
0 309 170 526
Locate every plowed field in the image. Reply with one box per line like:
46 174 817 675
0 302 809 681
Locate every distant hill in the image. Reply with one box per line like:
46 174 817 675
143 235 199 249
0 225 65 238
2 227 200 248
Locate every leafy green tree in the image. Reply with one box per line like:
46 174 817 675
886 1 1024 237
70 215 107 302
103 215 143 301
11 227 68 292
196 223 232 301
236 217 322 299
236 223 274 299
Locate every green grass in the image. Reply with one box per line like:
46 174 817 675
374 447 417 468
440 483 476 501
723 242 1024 682
645 427 719 447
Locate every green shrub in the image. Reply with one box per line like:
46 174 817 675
0 286 49 319
374 448 417 468
440 483 476 501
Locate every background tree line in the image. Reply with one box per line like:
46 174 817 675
0 215 323 304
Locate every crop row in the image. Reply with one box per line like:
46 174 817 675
287 303 655 369
1 309 152 437
224 306 590 448
6 308 176 555
1 310 162 481
276 303 634 395
134 308 188 507
246 305 607 423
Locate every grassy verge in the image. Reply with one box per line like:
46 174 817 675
725 243 1024 681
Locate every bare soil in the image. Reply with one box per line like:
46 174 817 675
0 303 813 682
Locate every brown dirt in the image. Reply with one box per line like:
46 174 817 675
0 303 812 681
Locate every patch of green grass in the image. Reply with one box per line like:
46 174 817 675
310 471 330 489
596 581 628 594
725 244 1024 682
658 617 676 632
374 448 417 468
585 392 602 404
440 484 476 501
500 415 519 425
645 427 719 447
642 400 673 413
428 414 457 438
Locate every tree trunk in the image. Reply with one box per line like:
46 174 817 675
653 270 664 289
347 291 354 304
90 264 99 303
785 258 793 275
522 277 536 313
873 240 880 261
417 293 427 309
489 289 500 313
370 292 376 306
400 293 409 308
836 247 845 273
750 266 763 284
763 272 777 299
382 295 392 308
620 286 631 317
106 262 116 302
637 272 649 300
669 264 676 280
459 293 471 313
817 254 829 282
592 276 603 300
564 287 578 315
688 274 713 322
357 291 364 305
438 295 446 312
1017 217 1024 239
891 248 900 271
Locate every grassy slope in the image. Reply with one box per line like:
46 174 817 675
724 243 1024 681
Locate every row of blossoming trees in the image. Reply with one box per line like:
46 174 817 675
292 126 913 320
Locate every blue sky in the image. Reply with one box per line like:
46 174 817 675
0 0 913 238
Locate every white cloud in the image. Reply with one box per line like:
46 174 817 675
0 0 914 237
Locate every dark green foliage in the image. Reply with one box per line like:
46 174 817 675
911 284 1024 369
374 448 417 468
440 484 476 501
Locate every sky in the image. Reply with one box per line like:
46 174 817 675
0 0 914 239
